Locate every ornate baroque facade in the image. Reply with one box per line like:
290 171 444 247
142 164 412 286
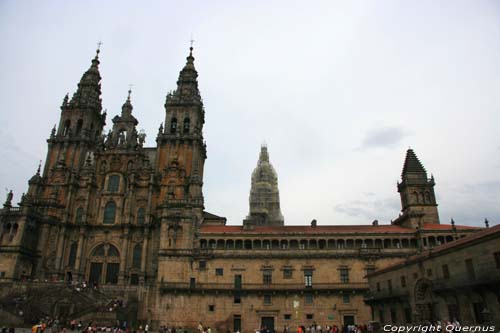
0 47 485 330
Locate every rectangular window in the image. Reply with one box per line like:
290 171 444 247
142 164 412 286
305 293 313 304
0 272 5 278
216 268 224 276
342 294 350 304
304 270 313 287
465 259 475 280
234 292 241 304
263 271 272 285
190 277 196 288
376 282 380 292
400 276 406 287
426 268 433 277
284 314 291 320
413 272 418 279
234 274 242 289
340 268 349 283
107 175 120 192
199 261 207 271
283 268 293 279
442 264 450 279
264 294 272 305
388 280 392 293
208 304 215 312
494 252 500 269
306 314 314 320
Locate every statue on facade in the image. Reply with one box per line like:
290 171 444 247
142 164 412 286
4 190 13 208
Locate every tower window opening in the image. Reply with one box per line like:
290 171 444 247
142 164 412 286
63 119 71 136
76 119 83 135
183 117 190 133
170 117 177 134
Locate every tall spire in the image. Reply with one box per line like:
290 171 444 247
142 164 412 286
175 46 199 96
401 148 427 178
245 145 284 226
68 47 103 113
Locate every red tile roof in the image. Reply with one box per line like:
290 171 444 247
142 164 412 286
200 224 416 234
421 224 480 231
199 223 481 235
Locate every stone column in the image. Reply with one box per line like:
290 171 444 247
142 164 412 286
119 228 130 285
74 227 86 281
140 227 149 284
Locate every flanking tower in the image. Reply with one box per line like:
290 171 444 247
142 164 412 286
395 148 440 228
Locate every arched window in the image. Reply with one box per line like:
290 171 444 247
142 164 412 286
425 192 431 204
132 244 142 269
183 117 190 134
103 201 116 224
107 175 120 192
108 246 119 257
88 243 120 285
137 208 145 225
170 117 177 134
76 119 83 135
68 242 78 268
92 244 105 256
63 119 71 136
75 207 84 224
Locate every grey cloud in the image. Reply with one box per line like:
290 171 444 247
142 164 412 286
334 197 400 222
359 127 408 150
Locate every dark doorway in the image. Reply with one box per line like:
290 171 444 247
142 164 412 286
105 263 119 284
261 317 275 333
343 315 355 326
89 263 103 285
233 315 241 333
473 303 485 324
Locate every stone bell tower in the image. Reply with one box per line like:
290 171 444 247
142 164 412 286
155 46 207 253
396 148 440 228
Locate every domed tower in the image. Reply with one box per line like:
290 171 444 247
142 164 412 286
244 144 284 226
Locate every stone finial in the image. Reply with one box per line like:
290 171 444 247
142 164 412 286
485 218 489 228
311 219 317 228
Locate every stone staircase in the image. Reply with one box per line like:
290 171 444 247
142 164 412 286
0 282 135 326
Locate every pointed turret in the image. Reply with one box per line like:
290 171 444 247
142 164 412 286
244 144 284 226
401 148 427 178
68 49 103 113
396 148 439 228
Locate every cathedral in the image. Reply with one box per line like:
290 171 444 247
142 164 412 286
0 47 485 330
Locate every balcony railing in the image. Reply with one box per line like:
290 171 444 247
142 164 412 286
160 281 369 292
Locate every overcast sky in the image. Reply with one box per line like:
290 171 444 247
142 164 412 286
1 0 499 227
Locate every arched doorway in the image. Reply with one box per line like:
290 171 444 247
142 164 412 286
87 243 120 286
414 279 438 322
